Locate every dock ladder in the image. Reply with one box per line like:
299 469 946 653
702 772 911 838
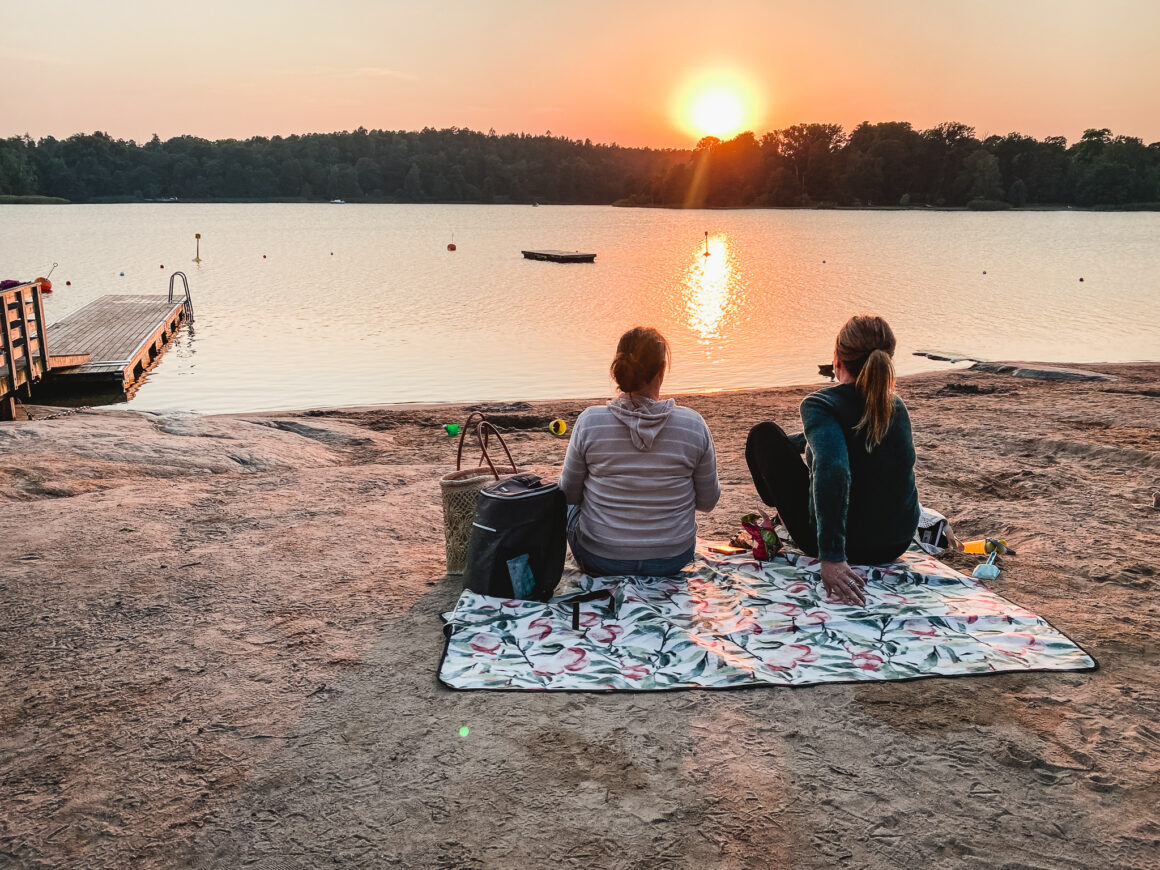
168 271 195 323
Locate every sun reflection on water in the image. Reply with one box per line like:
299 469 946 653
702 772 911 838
683 232 741 341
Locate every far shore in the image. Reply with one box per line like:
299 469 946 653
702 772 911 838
2 361 1158 868
4 195 1160 212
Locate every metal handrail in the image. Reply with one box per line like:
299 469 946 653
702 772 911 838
167 271 195 322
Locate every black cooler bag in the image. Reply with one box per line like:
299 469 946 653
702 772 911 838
463 472 567 601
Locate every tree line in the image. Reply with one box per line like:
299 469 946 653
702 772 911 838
1 122 1157 208
633 123 1160 209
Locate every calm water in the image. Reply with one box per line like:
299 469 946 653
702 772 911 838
2 204 1158 414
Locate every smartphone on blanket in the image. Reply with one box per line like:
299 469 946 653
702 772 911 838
708 544 747 555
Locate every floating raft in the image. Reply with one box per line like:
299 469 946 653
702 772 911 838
43 294 189 393
521 250 596 263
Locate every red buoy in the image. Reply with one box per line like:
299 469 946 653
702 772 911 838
447 243 457 251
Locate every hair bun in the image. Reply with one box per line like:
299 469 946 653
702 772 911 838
611 327 670 394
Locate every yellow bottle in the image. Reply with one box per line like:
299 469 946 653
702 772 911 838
962 538 1007 555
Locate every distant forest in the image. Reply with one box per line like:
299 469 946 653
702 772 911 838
1 122 1158 209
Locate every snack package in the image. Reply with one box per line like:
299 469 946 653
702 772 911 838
740 511 781 561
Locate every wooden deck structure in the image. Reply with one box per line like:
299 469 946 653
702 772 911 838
0 272 194 418
43 295 189 393
0 281 51 419
521 250 597 263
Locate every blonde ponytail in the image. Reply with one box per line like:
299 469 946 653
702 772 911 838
854 348 896 450
834 315 898 451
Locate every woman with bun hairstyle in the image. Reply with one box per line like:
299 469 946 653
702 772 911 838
746 315 919 605
560 327 720 577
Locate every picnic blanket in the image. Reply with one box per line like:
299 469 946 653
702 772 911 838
439 549 1096 691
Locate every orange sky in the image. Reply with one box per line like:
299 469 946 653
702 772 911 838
4 0 1159 147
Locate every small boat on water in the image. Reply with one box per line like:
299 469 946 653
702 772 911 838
521 250 596 263
330 199 346 204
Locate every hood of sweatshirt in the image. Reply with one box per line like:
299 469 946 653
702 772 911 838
606 396 676 451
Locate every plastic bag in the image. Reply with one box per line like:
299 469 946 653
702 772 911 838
740 510 781 561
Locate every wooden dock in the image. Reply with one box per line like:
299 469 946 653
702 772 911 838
43 295 190 393
0 273 194 418
521 250 596 263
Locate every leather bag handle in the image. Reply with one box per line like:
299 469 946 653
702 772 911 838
453 412 517 478
454 411 489 471
474 420 517 479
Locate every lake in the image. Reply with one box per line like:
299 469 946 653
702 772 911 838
1 204 1158 414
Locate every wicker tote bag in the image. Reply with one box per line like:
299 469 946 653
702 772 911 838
439 414 519 575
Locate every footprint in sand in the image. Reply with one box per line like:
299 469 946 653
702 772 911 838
1084 773 1122 793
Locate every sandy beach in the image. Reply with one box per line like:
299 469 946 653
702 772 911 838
2 362 1158 869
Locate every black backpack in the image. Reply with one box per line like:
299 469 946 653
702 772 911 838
463 472 567 601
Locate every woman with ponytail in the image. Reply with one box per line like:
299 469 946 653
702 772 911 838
560 327 720 577
746 315 919 604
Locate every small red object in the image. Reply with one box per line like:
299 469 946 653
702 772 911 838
740 511 781 561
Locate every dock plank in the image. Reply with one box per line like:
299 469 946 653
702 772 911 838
49 297 177 357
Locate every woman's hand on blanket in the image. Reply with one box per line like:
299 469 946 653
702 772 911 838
820 560 866 606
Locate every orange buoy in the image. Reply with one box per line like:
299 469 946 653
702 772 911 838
447 243 457 251
35 277 52 293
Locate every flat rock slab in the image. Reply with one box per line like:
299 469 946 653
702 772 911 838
914 350 987 364
970 362 1114 382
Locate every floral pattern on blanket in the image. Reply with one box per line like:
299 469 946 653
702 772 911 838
439 549 1096 691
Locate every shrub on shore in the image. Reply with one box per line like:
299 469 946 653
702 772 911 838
0 195 69 204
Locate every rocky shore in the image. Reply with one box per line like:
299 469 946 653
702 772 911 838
2 362 1158 868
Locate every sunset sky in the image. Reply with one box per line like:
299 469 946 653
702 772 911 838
4 0 1159 148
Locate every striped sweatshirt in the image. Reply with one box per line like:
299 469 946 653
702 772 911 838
559 396 721 560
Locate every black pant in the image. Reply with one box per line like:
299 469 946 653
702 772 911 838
745 421 910 564
745 422 818 558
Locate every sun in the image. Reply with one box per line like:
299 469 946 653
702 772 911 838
674 73 760 141
689 89 746 139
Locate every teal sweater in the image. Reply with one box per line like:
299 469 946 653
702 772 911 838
799 384 919 563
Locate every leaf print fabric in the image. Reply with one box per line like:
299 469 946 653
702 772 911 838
439 549 1096 691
